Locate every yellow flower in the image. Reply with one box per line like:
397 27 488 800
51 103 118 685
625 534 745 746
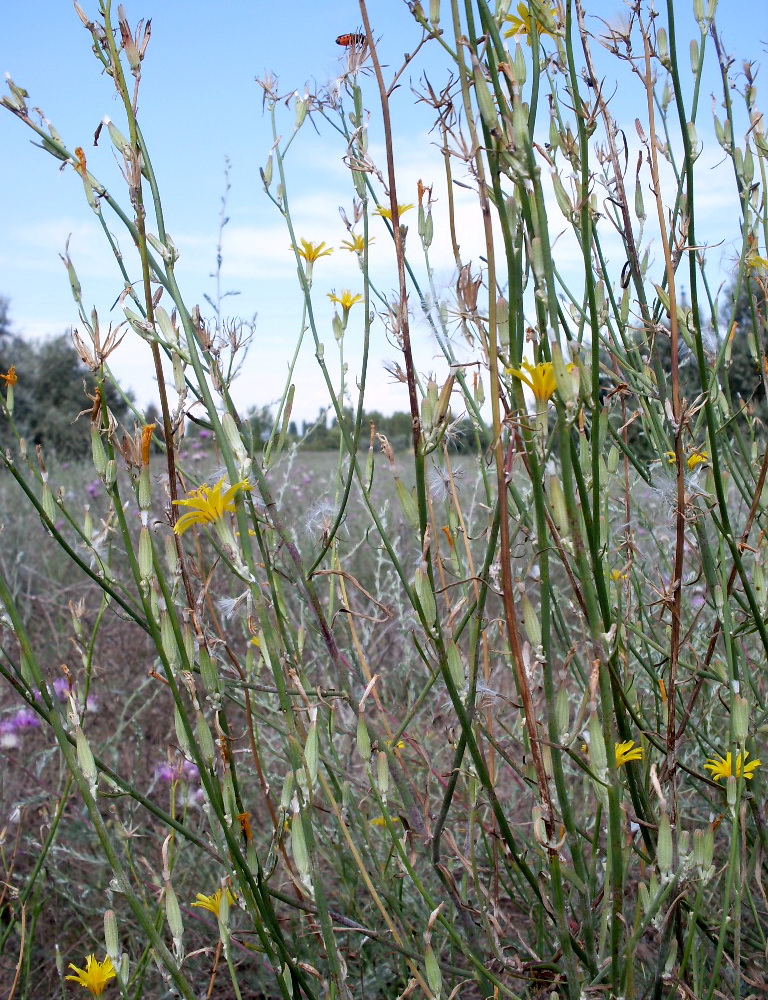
0 365 17 386
173 477 249 536
192 887 236 917
340 233 374 254
746 250 768 273
504 1 558 43
374 203 413 221
328 289 364 312
664 449 708 471
704 750 761 782
507 359 557 404
294 239 334 263
610 569 628 582
370 815 400 827
614 740 643 767
65 955 116 996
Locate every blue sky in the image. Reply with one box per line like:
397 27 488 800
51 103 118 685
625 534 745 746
1 1 766 422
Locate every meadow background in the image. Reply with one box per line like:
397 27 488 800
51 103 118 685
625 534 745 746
1 2 768 999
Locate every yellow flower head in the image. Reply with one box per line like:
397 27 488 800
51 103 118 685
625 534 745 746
294 239 334 264
65 955 116 996
192 887 236 917
614 740 643 768
340 232 374 254
704 750 761 782
504 1 558 43
664 449 709 471
328 289 364 313
173 477 249 536
746 250 768 273
0 365 17 387
374 203 413 221
507 359 557 404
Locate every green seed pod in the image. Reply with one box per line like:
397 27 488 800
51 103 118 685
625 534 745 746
446 642 464 690
91 426 108 476
165 881 184 944
555 684 570 741
429 0 440 25
261 153 273 189
357 713 372 761
377 750 389 801
222 770 237 823
182 623 195 666
353 84 364 125
414 566 437 627
221 413 248 465
551 171 573 219
294 95 308 129
196 710 216 767
160 611 179 670
304 711 318 786
588 713 607 773
425 943 442 997
732 694 750 743
174 705 191 758
138 525 153 581
634 179 646 221
199 647 219 694
280 771 295 810
656 27 670 68
423 210 433 249
473 65 499 135
521 594 541 648
291 809 310 880
104 909 119 964
395 480 421 531
76 725 97 792
657 812 673 876
138 466 151 510
41 483 56 523
217 887 231 946
548 475 569 537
